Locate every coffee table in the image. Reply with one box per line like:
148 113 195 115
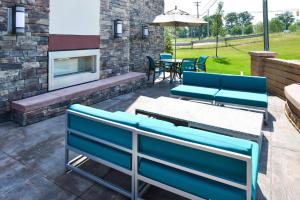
135 97 264 148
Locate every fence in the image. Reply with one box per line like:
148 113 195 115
176 34 263 48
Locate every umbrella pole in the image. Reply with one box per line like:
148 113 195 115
174 23 177 82
174 23 177 61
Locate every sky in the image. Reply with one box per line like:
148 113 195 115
165 0 300 23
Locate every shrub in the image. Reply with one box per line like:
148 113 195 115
164 31 173 54
288 22 300 32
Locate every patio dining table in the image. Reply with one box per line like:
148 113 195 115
160 59 182 83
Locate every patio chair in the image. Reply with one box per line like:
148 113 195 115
196 55 209 72
176 58 197 80
160 53 173 79
146 56 164 84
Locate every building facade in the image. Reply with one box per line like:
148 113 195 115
0 0 164 122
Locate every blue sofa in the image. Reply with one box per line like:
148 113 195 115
66 104 260 200
171 72 268 121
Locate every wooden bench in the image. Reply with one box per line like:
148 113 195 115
12 72 146 126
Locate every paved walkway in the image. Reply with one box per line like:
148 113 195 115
0 81 300 200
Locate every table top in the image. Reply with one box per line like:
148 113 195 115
160 59 183 63
135 97 264 141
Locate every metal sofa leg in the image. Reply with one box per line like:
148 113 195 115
134 178 139 200
264 109 269 124
131 175 135 200
64 147 69 172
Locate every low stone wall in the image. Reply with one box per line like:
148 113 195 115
285 101 300 133
250 51 300 99
284 84 300 133
12 73 147 126
250 51 300 131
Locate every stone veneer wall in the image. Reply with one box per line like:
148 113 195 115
100 0 130 78
0 0 49 122
250 51 300 99
129 0 164 72
99 0 164 78
0 0 164 123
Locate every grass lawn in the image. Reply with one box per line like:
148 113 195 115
175 32 300 75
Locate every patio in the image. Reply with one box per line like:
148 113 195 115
1 80 300 200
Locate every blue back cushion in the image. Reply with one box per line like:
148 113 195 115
221 75 267 93
160 53 172 60
183 72 221 88
68 104 136 149
68 134 132 169
181 59 196 72
138 122 254 185
198 55 209 65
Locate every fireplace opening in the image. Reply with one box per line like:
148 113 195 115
53 55 96 78
49 49 100 91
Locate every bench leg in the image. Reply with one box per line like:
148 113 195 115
134 179 139 200
264 109 269 124
131 175 136 200
64 147 69 173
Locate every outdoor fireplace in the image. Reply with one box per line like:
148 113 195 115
48 49 100 91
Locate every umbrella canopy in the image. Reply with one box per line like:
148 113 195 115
151 6 207 27
150 6 207 61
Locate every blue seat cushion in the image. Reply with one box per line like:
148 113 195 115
221 75 267 93
183 72 221 88
68 104 137 149
215 89 268 108
171 85 219 100
114 111 175 127
138 122 258 185
68 134 131 170
139 159 246 200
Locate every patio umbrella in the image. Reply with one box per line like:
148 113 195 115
150 6 207 60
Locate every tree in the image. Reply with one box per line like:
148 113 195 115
244 24 254 34
176 27 188 38
288 22 300 32
211 1 224 58
231 26 242 35
277 12 295 30
269 18 285 33
253 22 264 33
238 11 254 35
224 12 238 34
224 11 254 35
203 14 215 37
189 26 206 39
164 31 173 54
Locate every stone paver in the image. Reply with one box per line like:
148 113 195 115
0 81 300 200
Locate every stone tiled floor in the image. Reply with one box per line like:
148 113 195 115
1 81 300 200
